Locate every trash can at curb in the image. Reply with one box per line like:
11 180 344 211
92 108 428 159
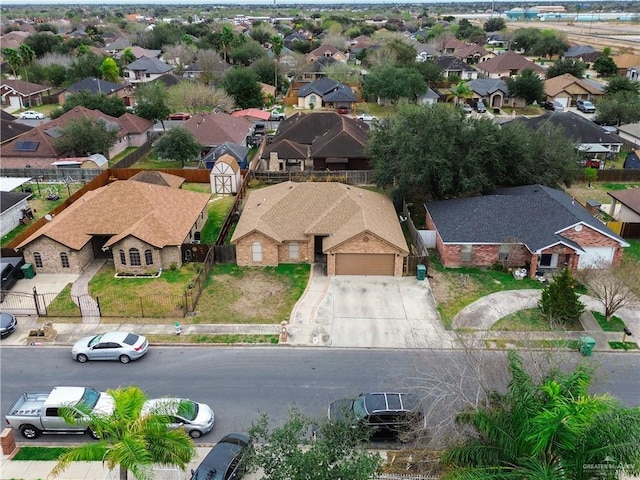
21 263 35 279
417 264 426 281
579 336 596 356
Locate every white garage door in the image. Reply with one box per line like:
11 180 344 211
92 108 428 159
578 247 614 269
335 254 395 276
556 97 569 107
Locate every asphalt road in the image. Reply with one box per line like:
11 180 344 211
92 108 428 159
1 347 638 444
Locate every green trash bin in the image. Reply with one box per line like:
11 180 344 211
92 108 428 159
21 263 35 279
417 264 426 281
579 336 596 356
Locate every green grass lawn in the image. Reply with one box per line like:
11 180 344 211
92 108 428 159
609 341 639 350
13 446 104 461
625 239 640 262
201 196 235 243
491 308 584 332
592 311 626 332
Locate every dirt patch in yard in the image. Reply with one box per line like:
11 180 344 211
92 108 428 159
215 272 287 319
428 269 449 305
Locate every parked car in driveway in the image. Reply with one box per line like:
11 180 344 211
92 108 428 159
143 397 214 438
328 392 424 440
0 312 18 338
71 332 149 363
357 113 376 122
542 100 564 111
475 101 487 113
190 433 251 480
461 103 473 114
168 112 191 120
576 100 596 113
18 110 45 120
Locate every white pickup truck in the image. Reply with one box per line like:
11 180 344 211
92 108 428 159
5 386 114 439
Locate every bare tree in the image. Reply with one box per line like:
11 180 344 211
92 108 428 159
577 261 640 322
166 81 235 114
163 42 197 75
196 49 226 85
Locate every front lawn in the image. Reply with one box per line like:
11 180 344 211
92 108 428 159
201 196 235 243
592 311 626 332
491 308 584 331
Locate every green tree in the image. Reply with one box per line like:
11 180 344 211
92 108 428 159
121 47 136 65
533 30 570 59
506 69 545 104
414 60 444 86
604 75 640 95
271 34 284 96
455 19 485 43
135 82 170 131
595 91 640 126
380 38 417 67
1 47 22 79
442 351 640 480
483 18 506 32
584 167 598 187
593 55 617 77
52 386 195 480
154 127 203 167
447 82 473 105
219 25 235 63
54 117 120 157
99 57 119 82
546 58 587 79
246 407 382 480
18 44 35 106
362 65 427 104
228 39 266 66
24 32 62 58
510 28 542 54
538 268 584 327
219 67 264 109
60 91 126 117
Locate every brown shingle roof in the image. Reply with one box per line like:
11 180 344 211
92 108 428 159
18 180 210 250
544 73 603 96
182 112 252 147
608 189 640 215
231 182 408 253
477 51 544 74
612 53 640 68
129 171 185 189
1 79 50 95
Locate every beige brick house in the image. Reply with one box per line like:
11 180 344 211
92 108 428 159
231 182 408 276
425 185 628 277
17 179 210 275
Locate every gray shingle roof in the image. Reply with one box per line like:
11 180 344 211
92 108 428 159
425 184 626 252
126 56 172 74
67 77 125 95
467 78 509 96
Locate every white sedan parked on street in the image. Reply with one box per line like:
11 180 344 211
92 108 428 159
18 110 46 120
71 331 149 363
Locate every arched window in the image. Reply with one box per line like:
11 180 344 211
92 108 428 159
119 249 126 265
288 242 299 259
60 252 69 268
33 252 43 268
144 249 153 266
251 241 262 262
129 248 141 266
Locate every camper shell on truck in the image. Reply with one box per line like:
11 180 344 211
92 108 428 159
6 386 114 439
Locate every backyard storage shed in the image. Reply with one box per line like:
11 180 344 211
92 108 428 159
210 155 241 194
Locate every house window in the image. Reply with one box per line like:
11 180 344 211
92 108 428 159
251 241 263 262
33 252 43 268
60 252 69 268
129 248 141 266
460 245 472 262
288 242 299 259
119 249 126 265
499 244 511 262
539 254 558 268
145 249 153 266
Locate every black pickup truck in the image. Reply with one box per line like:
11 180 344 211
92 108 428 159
1 256 25 302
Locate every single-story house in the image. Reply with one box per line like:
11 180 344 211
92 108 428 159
476 51 545 79
297 77 357 110
618 123 640 149
58 77 128 104
612 53 640 78
0 79 51 109
180 112 253 150
466 78 510 109
0 110 32 145
608 190 640 222
231 181 408 276
433 56 479 80
307 44 348 63
0 191 32 237
453 43 495 64
202 142 249 170
417 88 440 106
425 184 628 277
543 73 604 107
17 179 210 274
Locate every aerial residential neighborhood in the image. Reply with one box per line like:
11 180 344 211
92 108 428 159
1 1 640 479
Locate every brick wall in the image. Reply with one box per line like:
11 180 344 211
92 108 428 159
560 224 621 248
23 237 93 274
326 233 405 276
112 237 164 274
276 240 310 264
235 232 279 267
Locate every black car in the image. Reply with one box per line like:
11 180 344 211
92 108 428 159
328 392 424 440
541 100 564 111
0 312 18 338
190 433 250 480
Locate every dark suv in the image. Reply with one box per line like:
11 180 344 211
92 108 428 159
328 392 424 440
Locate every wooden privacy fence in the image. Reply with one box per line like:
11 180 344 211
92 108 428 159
111 132 162 168
405 255 430 277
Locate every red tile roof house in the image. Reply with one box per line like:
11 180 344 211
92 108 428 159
0 106 154 169
475 51 545 79
17 179 210 275
0 79 51 109
425 185 628 278
231 181 408 276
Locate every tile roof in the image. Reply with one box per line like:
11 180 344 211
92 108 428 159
231 181 408 253
231 109 271 121
425 184 627 252
476 51 544 74
608 189 640 215
181 112 252 147
18 180 210 250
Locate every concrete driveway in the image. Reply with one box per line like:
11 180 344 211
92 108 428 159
291 275 455 349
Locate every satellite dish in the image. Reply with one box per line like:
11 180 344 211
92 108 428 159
45 214 53 222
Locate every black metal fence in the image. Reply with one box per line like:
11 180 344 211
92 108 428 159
96 293 186 318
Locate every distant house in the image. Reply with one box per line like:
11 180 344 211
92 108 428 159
611 53 640 78
123 56 173 84
231 181 408 276
453 43 495 64
425 184 628 277
475 51 544 79
543 73 605 107
180 112 253 151
0 79 51 109
0 30 29 50
301 56 337 82
433 56 479 80
0 110 32 145
563 45 598 60
607 189 640 222
58 77 128 104
297 77 357 111
467 78 510 108
308 44 348 63
17 180 211 275
202 142 249 170
0 191 32 237
416 88 440 106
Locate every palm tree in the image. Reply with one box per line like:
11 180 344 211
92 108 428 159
52 386 195 480
271 35 284 100
18 44 35 107
220 25 234 64
442 351 640 479
447 82 473 106
1 47 22 79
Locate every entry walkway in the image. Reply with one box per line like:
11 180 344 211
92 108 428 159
69 259 105 324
